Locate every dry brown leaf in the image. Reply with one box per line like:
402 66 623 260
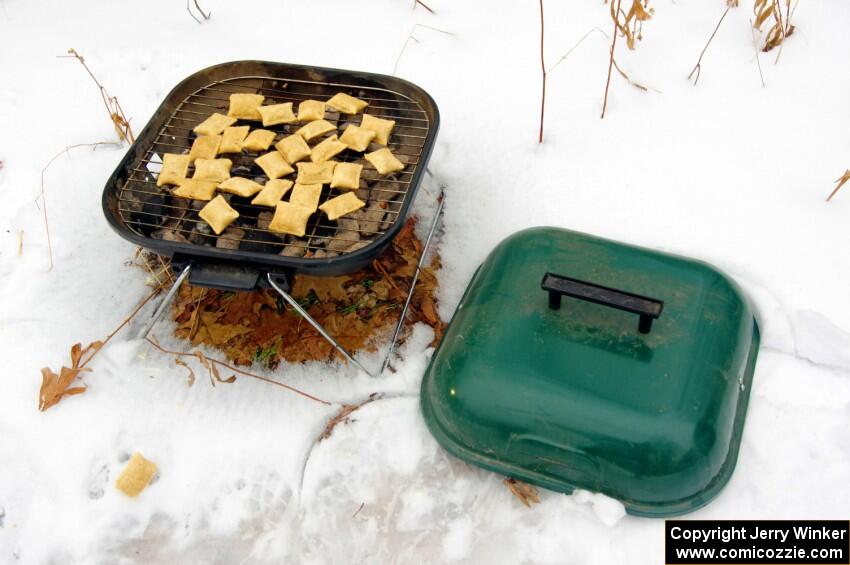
175 358 195 386
39 366 88 411
292 276 350 302
504 477 541 508
167 218 444 368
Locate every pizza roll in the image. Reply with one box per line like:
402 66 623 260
296 119 336 142
115 452 157 498
193 158 232 182
275 134 312 164
326 92 369 115
189 135 222 162
194 113 237 136
339 125 375 152
227 93 265 121
289 183 323 211
172 179 218 201
364 148 405 175
218 176 264 197
199 195 240 235
297 99 325 122
255 151 295 179
330 162 362 190
252 179 293 207
319 192 366 221
360 114 395 145
156 153 191 186
310 135 347 163
269 201 314 237
242 129 277 152
219 126 250 154
257 102 297 126
296 161 336 184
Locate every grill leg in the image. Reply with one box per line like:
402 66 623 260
380 185 445 374
267 273 375 377
137 264 192 340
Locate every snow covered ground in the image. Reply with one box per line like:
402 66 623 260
1 0 849 562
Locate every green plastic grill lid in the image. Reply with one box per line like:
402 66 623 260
420 227 760 517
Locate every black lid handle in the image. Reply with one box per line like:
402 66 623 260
540 272 664 334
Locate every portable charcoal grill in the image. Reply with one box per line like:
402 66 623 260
102 61 441 375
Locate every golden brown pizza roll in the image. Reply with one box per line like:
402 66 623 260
310 135 347 163
199 195 240 235
360 114 395 145
218 126 250 154
115 452 158 498
194 113 238 136
189 135 222 162
252 179 293 207
364 148 405 175
326 92 369 115
339 125 376 152
319 192 366 221
297 99 325 122
192 158 233 182
296 119 336 142
257 102 297 126
330 162 362 190
242 129 277 152
289 182 323 211
172 179 218 201
296 161 336 184
156 153 191 187
275 134 312 164
255 151 295 179
269 201 314 237
218 177 264 197
227 93 265 121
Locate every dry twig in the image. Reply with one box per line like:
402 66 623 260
320 393 382 441
393 24 453 76
412 0 434 13
750 18 766 87
827 170 850 202
538 0 546 143
602 0 653 118
547 28 608 74
37 142 121 270
688 6 731 85
186 0 211 24
601 0 623 119
145 337 331 405
59 49 135 143
38 286 161 411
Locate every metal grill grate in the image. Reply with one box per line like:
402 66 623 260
116 75 430 256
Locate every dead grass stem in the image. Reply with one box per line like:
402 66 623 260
59 49 135 144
